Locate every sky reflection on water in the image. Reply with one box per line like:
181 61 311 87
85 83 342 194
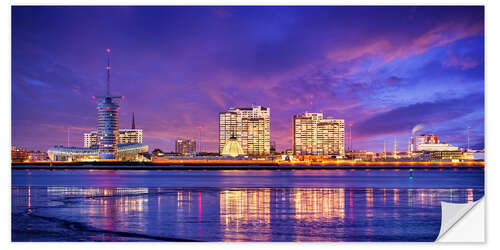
12 169 484 241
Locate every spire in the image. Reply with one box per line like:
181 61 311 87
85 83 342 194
132 112 135 129
106 48 111 96
93 48 123 101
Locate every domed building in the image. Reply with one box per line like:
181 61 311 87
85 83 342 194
221 135 244 157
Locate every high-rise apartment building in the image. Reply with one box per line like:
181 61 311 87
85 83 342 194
175 139 197 155
219 105 270 156
293 112 345 156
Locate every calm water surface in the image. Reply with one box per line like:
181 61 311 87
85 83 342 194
11 168 484 242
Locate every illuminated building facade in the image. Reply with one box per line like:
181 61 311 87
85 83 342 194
293 112 345 156
94 49 123 159
175 139 197 155
85 129 143 148
47 143 149 162
242 117 266 155
346 150 376 161
418 143 459 151
415 134 439 151
415 133 459 152
84 131 98 148
27 151 49 161
11 146 28 162
219 105 270 156
429 151 463 161
96 97 120 159
119 113 143 145
119 129 143 144
84 114 143 148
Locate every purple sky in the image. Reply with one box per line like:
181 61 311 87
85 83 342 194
11 6 484 152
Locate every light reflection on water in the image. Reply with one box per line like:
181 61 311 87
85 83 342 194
11 168 484 241
12 185 483 242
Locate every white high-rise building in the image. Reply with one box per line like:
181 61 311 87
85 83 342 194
293 112 345 156
219 105 270 156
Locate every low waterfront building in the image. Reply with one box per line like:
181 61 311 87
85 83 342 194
11 146 28 162
418 143 459 151
429 151 463 161
27 151 49 162
47 143 149 162
346 150 377 161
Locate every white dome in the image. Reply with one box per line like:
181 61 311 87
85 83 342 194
221 137 244 157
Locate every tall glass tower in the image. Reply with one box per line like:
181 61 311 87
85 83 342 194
95 49 122 159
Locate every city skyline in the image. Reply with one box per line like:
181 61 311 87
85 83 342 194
12 6 484 152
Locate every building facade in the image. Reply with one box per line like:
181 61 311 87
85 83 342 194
11 146 28 162
429 151 462 161
27 151 49 161
414 133 459 152
175 139 197 155
84 129 143 148
84 131 99 148
293 112 345 156
415 134 439 151
346 150 376 161
48 143 148 162
219 105 270 156
417 143 459 151
96 97 120 159
119 129 143 144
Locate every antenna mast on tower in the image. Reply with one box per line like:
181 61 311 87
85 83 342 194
467 126 471 151
93 49 123 100
106 48 111 96
93 48 123 160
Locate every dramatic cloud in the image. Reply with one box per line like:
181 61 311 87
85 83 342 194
355 93 484 137
11 6 484 152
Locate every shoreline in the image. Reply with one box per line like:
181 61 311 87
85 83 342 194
11 160 484 170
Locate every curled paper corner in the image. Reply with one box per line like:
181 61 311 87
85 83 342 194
436 197 485 242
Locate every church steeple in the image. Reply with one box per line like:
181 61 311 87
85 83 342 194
132 112 135 129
